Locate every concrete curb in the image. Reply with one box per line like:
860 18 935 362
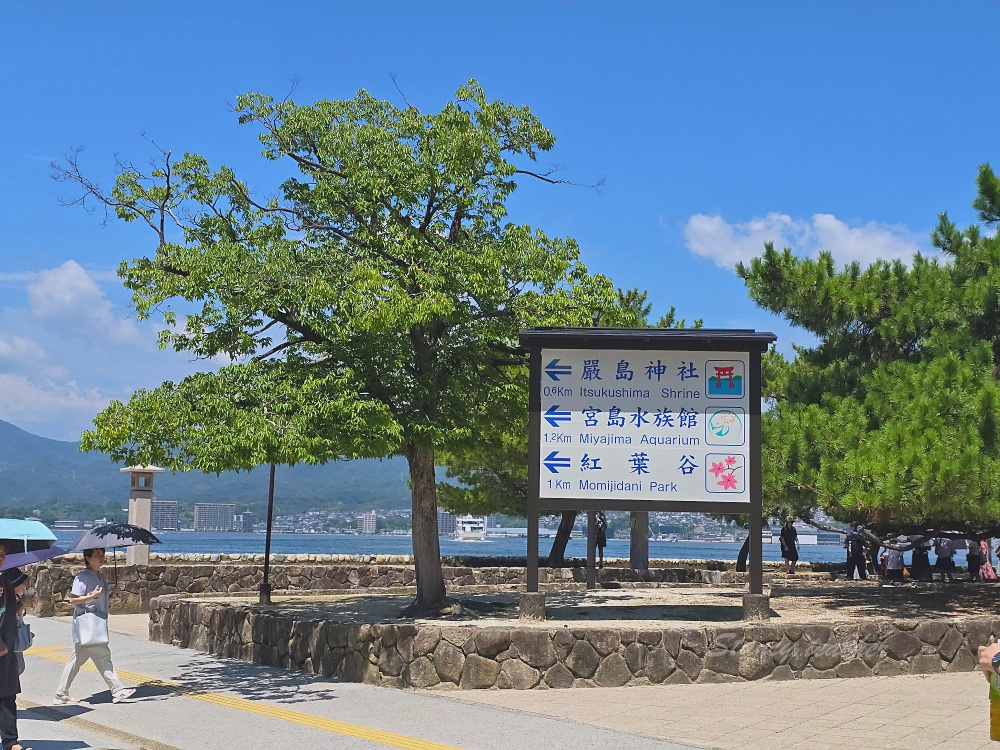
17 696 184 750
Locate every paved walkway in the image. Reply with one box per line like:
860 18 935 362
16 615 997 750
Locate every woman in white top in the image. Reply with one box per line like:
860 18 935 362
884 535 908 582
53 549 135 705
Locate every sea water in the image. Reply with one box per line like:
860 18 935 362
49 531 975 565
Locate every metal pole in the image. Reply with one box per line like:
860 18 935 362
259 462 276 605
586 510 597 590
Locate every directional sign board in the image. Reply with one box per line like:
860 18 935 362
539 349 751 503
520 328 776 595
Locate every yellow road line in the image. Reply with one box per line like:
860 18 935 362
26 646 462 750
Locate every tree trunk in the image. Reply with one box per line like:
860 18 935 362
736 534 750 572
547 511 577 567
403 441 448 615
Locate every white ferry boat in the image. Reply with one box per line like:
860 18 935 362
454 515 487 542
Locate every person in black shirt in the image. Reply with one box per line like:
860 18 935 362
779 517 799 574
595 512 608 569
845 524 868 580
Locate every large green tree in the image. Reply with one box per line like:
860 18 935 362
738 164 1000 541
59 81 619 613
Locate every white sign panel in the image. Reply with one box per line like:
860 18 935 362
538 348 751 503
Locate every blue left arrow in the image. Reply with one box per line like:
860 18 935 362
544 405 571 427
543 451 572 473
544 359 572 381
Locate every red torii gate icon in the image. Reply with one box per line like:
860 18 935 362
713 365 736 388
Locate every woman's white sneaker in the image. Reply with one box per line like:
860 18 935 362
112 687 135 703
52 695 80 705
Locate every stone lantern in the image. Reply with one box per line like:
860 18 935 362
121 465 164 565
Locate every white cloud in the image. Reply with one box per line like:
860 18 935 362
0 334 68 380
682 213 923 270
26 260 139 343
0 374 110 439
0 272 37 284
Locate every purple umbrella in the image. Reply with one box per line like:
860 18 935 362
1 545 67 571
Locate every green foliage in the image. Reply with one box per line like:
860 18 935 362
60 81 620 606
739 164 1000 536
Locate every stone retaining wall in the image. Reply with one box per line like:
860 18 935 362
26 555 774 616
148 595 991 689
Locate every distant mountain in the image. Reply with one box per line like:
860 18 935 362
0 419 413 513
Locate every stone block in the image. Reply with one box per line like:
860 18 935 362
914 621 948 646
746 624 781 643
593 654 632 687
767 665 796 681
501 658 540 690
939 628 964 661
585 629 621 657
739 641 775 680
662 630 681 657
801 666 837 679
834 658 872 678
459 654 501 689
676 649 704 680
884 632 921 660
511 630 557 669
947 648 977 673
712 627 745 651
519 592 546 621
433 641 466 684
565 640 600 678
543 663 575 689
786 639 813 671
874 658 903 677
475 629 511 659
406 656 440 688
552 630 575 659
697 670 741 683
664 669 692 684
624 643 646 675
704 648 739 676
645 649 676 683
803 625 832 644
742 594 770 621
378 646 405 678
809 642 842 671
680 629 707 656
966 620 993 650
637 629 663 646
909 654 943 674
413 627 441 657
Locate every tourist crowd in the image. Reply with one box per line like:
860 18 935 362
840 524 996 583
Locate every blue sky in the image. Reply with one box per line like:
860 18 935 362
1 1 998 439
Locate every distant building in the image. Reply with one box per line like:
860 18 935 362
357 511 377 534
151 500 180 531
437 511 457 536
193 503 236 532
234 512 256 533
486 514 498 529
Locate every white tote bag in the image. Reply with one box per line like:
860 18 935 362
73 610 109 647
